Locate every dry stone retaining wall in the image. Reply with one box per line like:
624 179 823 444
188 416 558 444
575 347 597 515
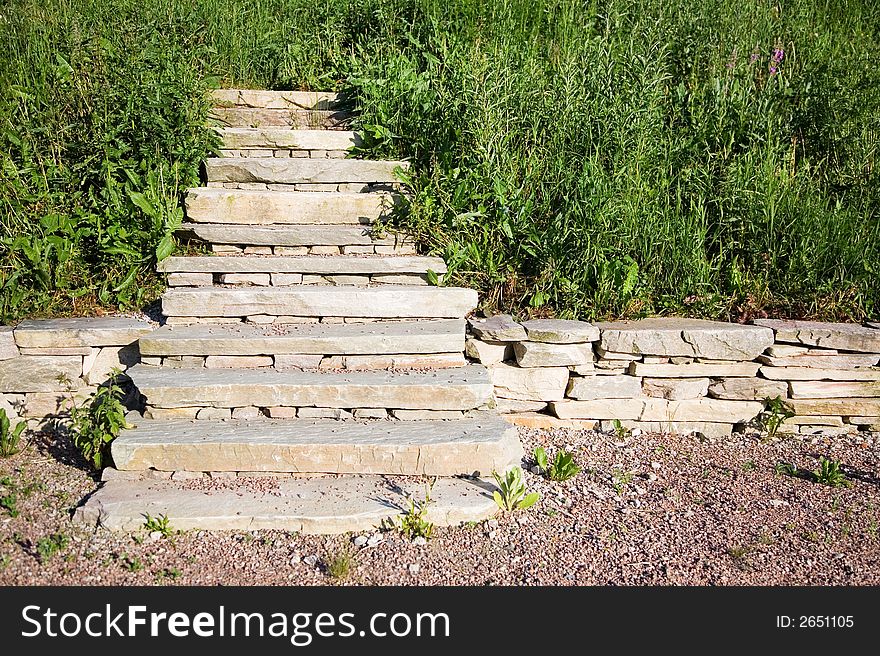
0 318 154 425
466 316 880 437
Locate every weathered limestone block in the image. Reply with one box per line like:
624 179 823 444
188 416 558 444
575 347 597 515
14 317 152 349
243 246 273 255
494 398 548 414
487 363 569 401
566 375 643 400
521 319 599 344
640 398 762 423
296 408 352 419
217 128 357 152
23 389 94 418
754 319 880 353
600 419 733 439
163 356 206 368
219 273 271 286
271 273 304 286
0 393 24 422
758 353 880 369
196 407 232 420
266 406 299 418
344 354 465 370
846 416 880 430
0 356 83 392
550 398 762 423
788 398 880 416
799 425 857 436
707 378 788 401
467 315 527 342
629 362 760 378
20 347 92 356
232 407 261 420
759 366 880 381
391 410 464 420
82 344 140 385
274 355 323 370
205 355 274 368
352 408 388 419
205 157 407 185
143 407 200 420
598 318 773 359
642 377 710 400
595 347 641 360
167 272 214 287
784 415 844 427
513 341 594 367
788 381 880 399
1 327 19 360
465 338 512 365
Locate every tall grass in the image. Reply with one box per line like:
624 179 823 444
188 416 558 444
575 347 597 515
1 0 878 322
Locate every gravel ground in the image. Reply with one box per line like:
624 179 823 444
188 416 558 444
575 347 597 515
1 426 878 585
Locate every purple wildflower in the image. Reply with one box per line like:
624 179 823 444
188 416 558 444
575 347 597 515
750 53 760 63
769 47 784 75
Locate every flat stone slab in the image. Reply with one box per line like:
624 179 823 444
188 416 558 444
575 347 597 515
757 353 880 368
73 475 497 534
159 255 445 275
210 107 347 129
788 398 880 416
467 315 527 342
0 327 17 360
759 366 880 381
513 341 593 367
788 381 880 399
597 318 773 359
217 128 358 151
128 364 493 410
550 398 763 423
487 363 569 401
0 356 84 392
14 317 153 348
629 362 760 378
707 378 788 401
212 89 341 110
140 320 464 356
184 188 396 225
566 375 643 400
180 223 393 246
753 319 880 353
161 286 478 318
111 416 522 476
521 319 599 344
642 377 709 400
205 158 407 184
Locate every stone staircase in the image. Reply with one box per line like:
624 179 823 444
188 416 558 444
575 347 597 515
75 89 522 533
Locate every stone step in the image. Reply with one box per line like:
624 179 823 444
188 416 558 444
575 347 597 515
212 89 342 110
210 107 349 129
128 363 493 410
159 255 446 275
205 157 406 185
140 319 463 357
111 416 521 476
217 128 360 152
177 223 405 247
184 188 398 225
73 475 498 533
161 286 478 319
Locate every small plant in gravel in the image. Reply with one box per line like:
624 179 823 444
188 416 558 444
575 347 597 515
774 461 801 478
393 485 435 541
534 447 581 482
611 419 631 439
0 408 26 457
813 457 850 488
327 548 356 580
70 371 130 469
727 544 751 571
36 532 69 563
610 468 635 495
121 554 144 573
143 513 175 538
492 466 539 512
0 492 19 518
155 566 181 583
755 396 795 439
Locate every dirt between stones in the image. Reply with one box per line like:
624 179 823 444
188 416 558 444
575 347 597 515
0 426 878 585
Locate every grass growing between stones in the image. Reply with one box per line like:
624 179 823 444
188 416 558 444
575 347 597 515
2 0 878 321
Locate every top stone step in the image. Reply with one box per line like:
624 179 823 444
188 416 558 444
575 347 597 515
212 89 342 110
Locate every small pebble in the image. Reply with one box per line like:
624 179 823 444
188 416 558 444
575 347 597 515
303 555 319 567
149 531 162 541
412 536 427 546
367 533 383 547
353 535 369 547
408 564 420 575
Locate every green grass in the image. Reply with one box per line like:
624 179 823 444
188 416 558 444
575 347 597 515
2 0 878 322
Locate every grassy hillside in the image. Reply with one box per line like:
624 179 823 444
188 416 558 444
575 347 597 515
2 0 878 322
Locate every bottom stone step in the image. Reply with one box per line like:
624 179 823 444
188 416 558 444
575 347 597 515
73 476 498 534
